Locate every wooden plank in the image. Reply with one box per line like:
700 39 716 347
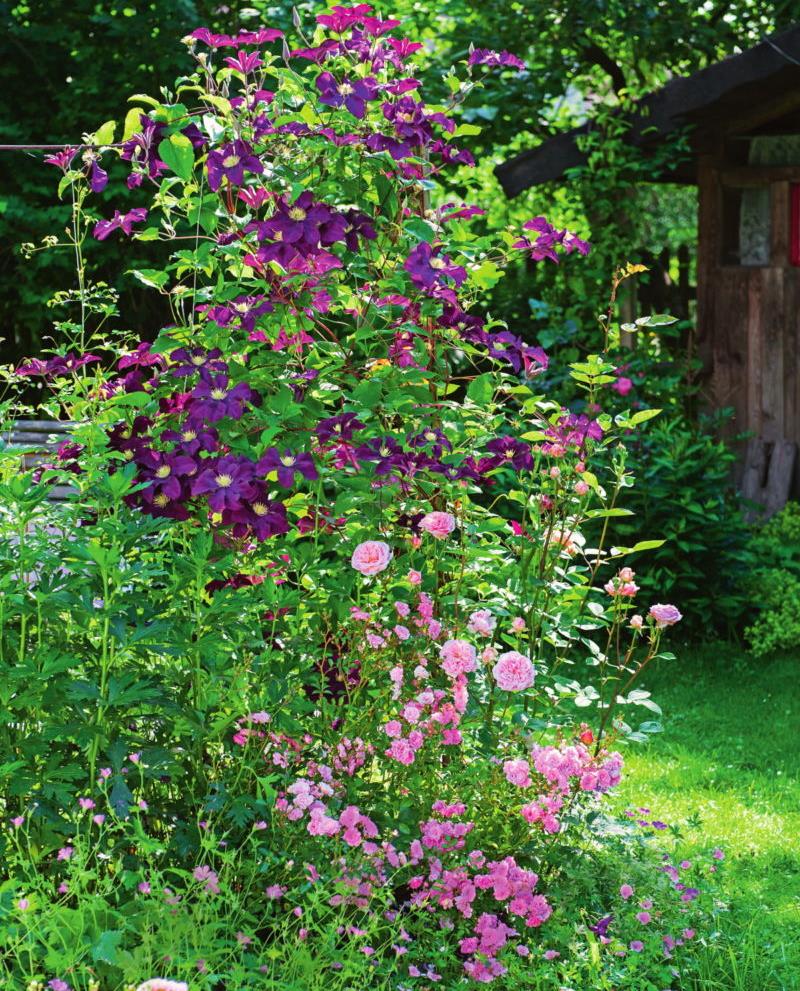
771 181 790 267
722 166 800 186
747 271 763 439
758 268 784 442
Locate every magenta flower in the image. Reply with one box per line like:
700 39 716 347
468 48 526 71
206 139 263 191
193 864 220 894
17 352 100 378
351 540 393 576
93 207 148 241
316 412 365 443
44 147 78 171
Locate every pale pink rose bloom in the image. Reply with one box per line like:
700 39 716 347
407 569 422 585
439 639 477 677
649 603 682 628
619 567 635 582
419 511 456 539
503 758 531 788
574 480 589 495
351 540 393 576
467 608 496 637
136 982 190 991
493 651 535 691
511 616 527 633
630 614 644 629
481 646 497 663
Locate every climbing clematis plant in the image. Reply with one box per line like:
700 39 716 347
0 6 720 990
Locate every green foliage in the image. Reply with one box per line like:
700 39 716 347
745 503 800 657
613 414 754 635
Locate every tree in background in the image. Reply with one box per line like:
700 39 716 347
1 0 794 364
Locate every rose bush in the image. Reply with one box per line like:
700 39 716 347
0 6 722 989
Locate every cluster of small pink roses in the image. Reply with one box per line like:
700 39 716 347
503 741 624 834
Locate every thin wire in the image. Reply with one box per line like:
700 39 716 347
763 36 800 68
0 143 124 151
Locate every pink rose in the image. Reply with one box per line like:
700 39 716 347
467 608 496 637
439 639 477 678
492 651 535 691
503 758 531 788
613 375 633 396
351 540 393 576
407 569 422 585
648 603 682 628
419 511 456 539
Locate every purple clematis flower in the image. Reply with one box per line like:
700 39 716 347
409 427 452 458
513 217 591 262
17 353 100 378
316 72 378 119
224 491 290 540
93 208 148 241
486 436 534 471
224 49 263 73
404 242 466 289
88 158 108 193
248 192 347 263
589 914 614 939
316 412 365 444
206 139 264 192
191 455 258 512
170 347 227 378
138 449 198 503
257 448 318 487
160 424 219 456
199 295 274 333
467 48 527 71
189 374 259 424
341 208 377 250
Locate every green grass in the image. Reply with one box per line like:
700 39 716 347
618 645 800 990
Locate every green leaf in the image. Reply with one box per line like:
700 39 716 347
122 106 144 141
129 268 169 290
158 133 195 181
93 120 116 145
467 373 494 405
629 408 661 425
92 929 123 965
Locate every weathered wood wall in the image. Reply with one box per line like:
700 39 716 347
697 156 800 508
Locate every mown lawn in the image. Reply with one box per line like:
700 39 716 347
617 645 800 990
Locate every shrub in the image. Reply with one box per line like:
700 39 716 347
744 502 800 656
0 8 721 989
612 413 754 636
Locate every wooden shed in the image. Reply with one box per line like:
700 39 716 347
496 25 800 511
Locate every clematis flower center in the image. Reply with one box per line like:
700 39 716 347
211 388 228 400
181 430 197 442
191 355 206 365
154 494 170 507
222 155 241 168
155 465 171 478
280 455 296 467
288 207 307 221
252 501 269 516
338 82 354 95
429 257 447 270
215 473 234 488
